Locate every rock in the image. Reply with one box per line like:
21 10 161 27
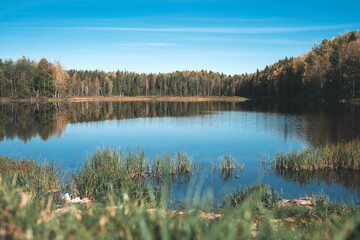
284 217 295 223
200 212 222 220
281 197 313 207
61 194 93 206
64 193 71 201
147 209 222 220
70 197 81 203
297 199 312 206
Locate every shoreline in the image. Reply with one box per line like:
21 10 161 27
3 96 360 104
0 96 248 103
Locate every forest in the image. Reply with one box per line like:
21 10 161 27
0 30 359 101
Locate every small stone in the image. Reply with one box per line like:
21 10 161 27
297 200 312 206
64 193 71 201
70 197 81 203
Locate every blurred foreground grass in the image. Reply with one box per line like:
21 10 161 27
1 147 360 239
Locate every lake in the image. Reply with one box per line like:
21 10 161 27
1 100 360 205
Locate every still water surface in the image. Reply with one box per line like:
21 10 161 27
1 100 360 204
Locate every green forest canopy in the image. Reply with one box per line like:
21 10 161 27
0 30 359 100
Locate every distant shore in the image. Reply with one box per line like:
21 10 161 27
0 96 248 103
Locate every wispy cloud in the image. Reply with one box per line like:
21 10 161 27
71 24 353 34
174 16 283 23
110 42 176 47
247 39 312 45
174 36 312 45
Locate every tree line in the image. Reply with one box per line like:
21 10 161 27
1 30 359 100
0 58 240 98
238 30 360 100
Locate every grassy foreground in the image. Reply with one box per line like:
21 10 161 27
1 149 360 239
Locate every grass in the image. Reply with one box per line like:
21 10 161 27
150 151 192 178
272 139 360 171
222 184 279 209
1 148 360 239
72 148 195 203
0 156 63 195
1 171 359 239
73 148 154 203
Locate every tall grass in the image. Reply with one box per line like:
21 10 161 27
0 156 62 195
72 148 195 203
222 184 279 209
272 139 360 171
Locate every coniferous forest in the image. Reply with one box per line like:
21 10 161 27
1 30 359 101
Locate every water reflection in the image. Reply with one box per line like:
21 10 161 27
0 101 236 143
0 103 59 142
1 100 360 147
239 100 360 147
272 168 360 195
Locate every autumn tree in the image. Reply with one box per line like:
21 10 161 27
53 62 69 98
342 39 360 98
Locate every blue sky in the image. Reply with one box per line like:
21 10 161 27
1 0 359 75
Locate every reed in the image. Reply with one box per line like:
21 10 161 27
149 151 193 179
176 151 192 174
150 153 174 178
72 148 195 202
272 139 360 171
219 154 235 171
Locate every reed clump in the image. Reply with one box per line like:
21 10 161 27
272 139 360 171
149 151 193 178
218 154 244 181
150 153 175 177
177 151 192 174
72 148 126 202
72 148 195 202
219 154 235 171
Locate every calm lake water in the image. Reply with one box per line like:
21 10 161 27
1 100 360 204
